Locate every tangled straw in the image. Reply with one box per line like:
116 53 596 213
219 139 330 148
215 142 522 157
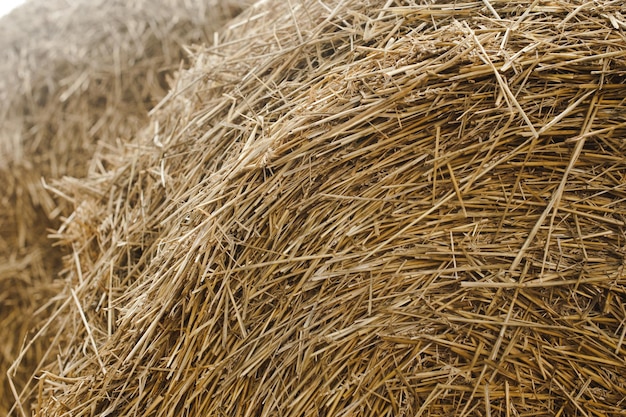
11 0 626 416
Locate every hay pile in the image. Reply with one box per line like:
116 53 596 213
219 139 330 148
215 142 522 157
0 1 248 415
14 0 626 415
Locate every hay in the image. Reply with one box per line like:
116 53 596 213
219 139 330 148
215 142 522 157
17 0 626 415
0 1 248 415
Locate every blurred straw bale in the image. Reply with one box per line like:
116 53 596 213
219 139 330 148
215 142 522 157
0 0 249 414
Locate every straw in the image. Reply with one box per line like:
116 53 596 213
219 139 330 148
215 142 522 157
0 0 248 415
13 0 626 416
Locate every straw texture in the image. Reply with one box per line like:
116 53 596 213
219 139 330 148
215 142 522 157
16 0 626 416
0 1 248 415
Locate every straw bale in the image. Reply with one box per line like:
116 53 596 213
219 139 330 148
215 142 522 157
17 0 626 416
0 1 249 415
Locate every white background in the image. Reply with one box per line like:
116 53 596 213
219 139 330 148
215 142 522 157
0 0 25 18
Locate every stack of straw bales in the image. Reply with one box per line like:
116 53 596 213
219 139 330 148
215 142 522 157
11 0 626 415
0 1 247 415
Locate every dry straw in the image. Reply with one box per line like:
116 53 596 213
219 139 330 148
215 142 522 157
0 0 248 415
13 0 626 415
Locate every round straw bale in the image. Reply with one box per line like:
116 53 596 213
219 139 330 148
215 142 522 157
19 0 626 416
0 1 249 415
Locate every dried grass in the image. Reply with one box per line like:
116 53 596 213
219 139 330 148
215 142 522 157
14 0 626 416
0 1 248 415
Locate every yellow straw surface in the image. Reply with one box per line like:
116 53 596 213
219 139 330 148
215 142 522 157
12 0 626 416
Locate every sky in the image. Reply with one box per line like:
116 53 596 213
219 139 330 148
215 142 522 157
0 0 25 18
